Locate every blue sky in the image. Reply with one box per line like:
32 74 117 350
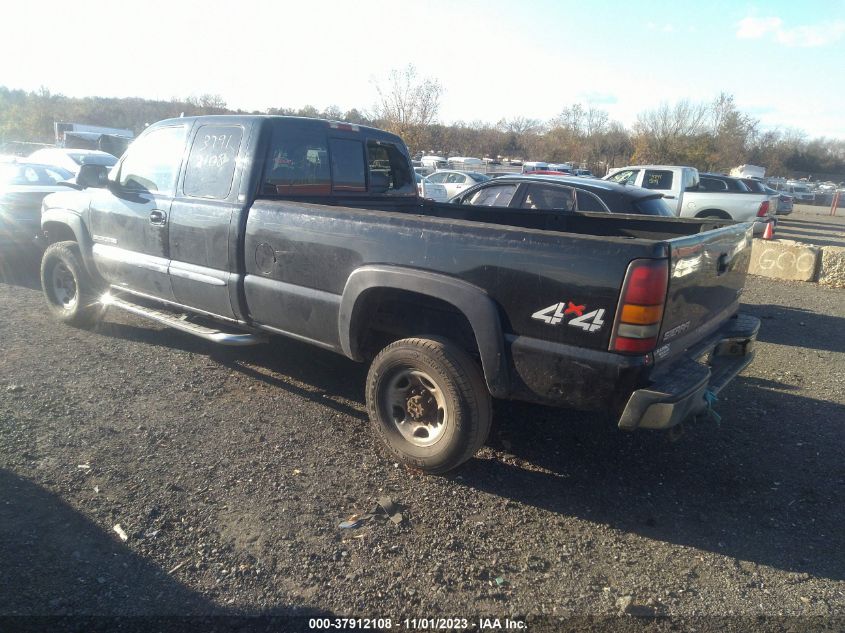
3 0 844 137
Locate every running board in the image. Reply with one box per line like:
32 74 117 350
102 294 265 346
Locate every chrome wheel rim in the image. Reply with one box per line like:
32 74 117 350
51 263 78 309
383 368 449 447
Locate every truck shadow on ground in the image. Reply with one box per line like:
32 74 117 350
459 378 845 581
0 468 219 617
750 303 845 353
0 251 42 291
0 469 339 626
92 320 369 421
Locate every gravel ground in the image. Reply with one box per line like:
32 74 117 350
0 260 843 629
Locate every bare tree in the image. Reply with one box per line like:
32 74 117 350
497 116 544 136
372 65 443 152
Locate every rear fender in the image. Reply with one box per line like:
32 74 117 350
339 265 509 398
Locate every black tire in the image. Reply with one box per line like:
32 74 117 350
40 241 99 327
366 337 492 474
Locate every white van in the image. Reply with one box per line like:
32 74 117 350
447 156 484 169
420 155 448 171
522 161 549 173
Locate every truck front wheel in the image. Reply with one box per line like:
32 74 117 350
40 241 99 327
366 337 492 474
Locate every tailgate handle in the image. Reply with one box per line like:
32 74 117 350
717 253 729 275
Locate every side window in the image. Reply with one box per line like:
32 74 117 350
263 124 330 195
329 139 366 191
643 170 673 190
683 169 699 191
119 126 187 194
700 177 727 191
607 169 639 185
521 185 575 211
427 172 447 183
575 189 609 212
43 167 69 184
184 125 244 199
464 184 518 207
367 141 414 193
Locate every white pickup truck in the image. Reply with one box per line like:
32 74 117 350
604 165 776 235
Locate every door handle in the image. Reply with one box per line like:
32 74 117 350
663 195 676 199
149 210 167 225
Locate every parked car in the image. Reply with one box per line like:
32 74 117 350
0 162 73 249
37 114 760 474
740 178 781 214
425 170 491 199
415 173 448 202
449 174 675 215
763 185 793 215
772 181 815 203
27 148 117 176
604 165 775 234
573 169 595 178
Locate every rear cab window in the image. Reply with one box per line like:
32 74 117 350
263 122 331 195
367 140 414 194
261 120 414 197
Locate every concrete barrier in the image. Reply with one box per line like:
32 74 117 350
818 245 845 288
748 239 821 282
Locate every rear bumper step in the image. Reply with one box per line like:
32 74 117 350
102 294 265 347
618 313 760 430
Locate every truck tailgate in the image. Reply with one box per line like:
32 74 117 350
654 222 753 362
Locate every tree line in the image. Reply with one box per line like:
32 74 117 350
2 76 843 181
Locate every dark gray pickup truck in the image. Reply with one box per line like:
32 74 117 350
39 115 760 473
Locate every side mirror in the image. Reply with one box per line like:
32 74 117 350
77 164 109 189
370 170 389 194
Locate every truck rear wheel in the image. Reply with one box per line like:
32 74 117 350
41 241 99 328
366 337 492 474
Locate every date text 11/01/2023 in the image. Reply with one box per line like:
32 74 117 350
308 617 528 629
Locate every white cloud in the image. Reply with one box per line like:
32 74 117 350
736 16 782 39
736 15 845 47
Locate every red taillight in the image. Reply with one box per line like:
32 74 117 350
757 200 770 217
610 259 669 354
622 260 668 305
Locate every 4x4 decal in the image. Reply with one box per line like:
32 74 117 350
531 302 606 332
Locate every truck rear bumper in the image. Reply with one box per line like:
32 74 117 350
617 313 760 430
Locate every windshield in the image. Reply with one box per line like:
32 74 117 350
633 196 675 216
69 153 117 167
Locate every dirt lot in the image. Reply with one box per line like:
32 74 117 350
0 259 843 630
777 205 845 248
